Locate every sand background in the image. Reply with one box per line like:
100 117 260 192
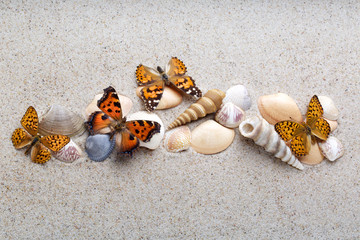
1 1 359 239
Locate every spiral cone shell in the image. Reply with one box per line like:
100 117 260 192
168 89 225 129
239 115 304 170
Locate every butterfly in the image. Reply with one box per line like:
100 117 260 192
11 106 70 164
86 86 161 155
275 95 331 157
135 57 202 111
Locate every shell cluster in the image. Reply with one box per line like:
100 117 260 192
257 93 343 165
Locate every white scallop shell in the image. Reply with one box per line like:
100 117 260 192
191 120 235 154
222 85 251 111
215 102 245 128
52 139 82 163
85 134 115 162
239 115 304 170
39 105 85 137
126 111 164 149
163 126 191 152
319 136 344 161
318 96 339 120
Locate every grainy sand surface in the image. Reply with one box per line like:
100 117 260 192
1 1 359 239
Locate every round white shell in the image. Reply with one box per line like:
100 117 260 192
85 134 115 162
319 136 344 161
126 111 164 149
222 85 251 111
318 96 339 120
215 102 245 128
163 126 191 153
52 139 82 163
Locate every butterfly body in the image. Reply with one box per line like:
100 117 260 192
11 106 70 164
86 86 161 156
275 95 330 157
136 57 202 111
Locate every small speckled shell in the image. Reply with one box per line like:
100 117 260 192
163 126 191 153
52 139 82 163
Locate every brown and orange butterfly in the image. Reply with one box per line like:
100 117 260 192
275 95 331 157
136 57 202 111
86 86 161 156
11 106 70 164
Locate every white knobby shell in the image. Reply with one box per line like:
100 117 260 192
215 102 245 128
191 120 235 154
136 86 182 110
318 136 344 161
52 139 82 163
38 105 86 137
126 111 164 149
163 126 191 153
239 115 304 170
318 96 339 120
222 84 251 111
85 134 116 162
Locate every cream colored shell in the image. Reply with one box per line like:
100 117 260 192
136 86 182 110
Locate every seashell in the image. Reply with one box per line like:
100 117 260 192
318 96 339 120
168 89 225 129
299 141 324 165
39 105 86 137
126 111 164 149
318 136 344 161
215 102 245 128
239 115 304 170
163 126 191 152
52 139 82 163
257 93 303 125
222 84 252 110
84 94 133 119
191 120 235 154
326 119 338 132
136 86 182 110
85 134 115 162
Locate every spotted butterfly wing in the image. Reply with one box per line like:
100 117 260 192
31 142 51 164
306 95 330 141
40 135 70 152
12 128 32 149
116 130 140 156
125 120 161 142
20 106 38 136
97 86 122 121
136 64 162 86
86 111 112 135
139 81 164 111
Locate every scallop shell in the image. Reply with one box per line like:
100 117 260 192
52 139 82 163
257 93 303 125
84 94 133 119
239 115 304 170
38 105 85 137
318 96 339 120
126 111 164 149
318 136 344 161
215 102 245 128
85 134 115 162
299 141 324 165
191 120 235 155
222 84 252 110
168 89 225 129
136 86 182 110
163 126 191 153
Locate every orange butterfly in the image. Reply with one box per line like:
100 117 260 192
136 57 202 111
275 95 331 157
11 106 70 164
86 86 161 155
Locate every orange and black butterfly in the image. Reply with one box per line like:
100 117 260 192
136 57 202 111
86 86 161 155
11 106 70 164
275 95 331 157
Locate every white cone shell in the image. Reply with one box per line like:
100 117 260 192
239 115 304 170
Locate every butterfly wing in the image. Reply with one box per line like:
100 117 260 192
31 142 51 164
309 118 330 141
136 64 162 86
169 75 202 97
290 132 311 157
126 120 161 142
140 81 164 111
12 128 33 149
86 111 112 135
165 57 187 77
116 130 139 156
274 121 305 141
40 135 70 152
306 95 323 124
21 106 38 136
97 86 122 121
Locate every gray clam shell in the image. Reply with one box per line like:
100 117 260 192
85 134 115 162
